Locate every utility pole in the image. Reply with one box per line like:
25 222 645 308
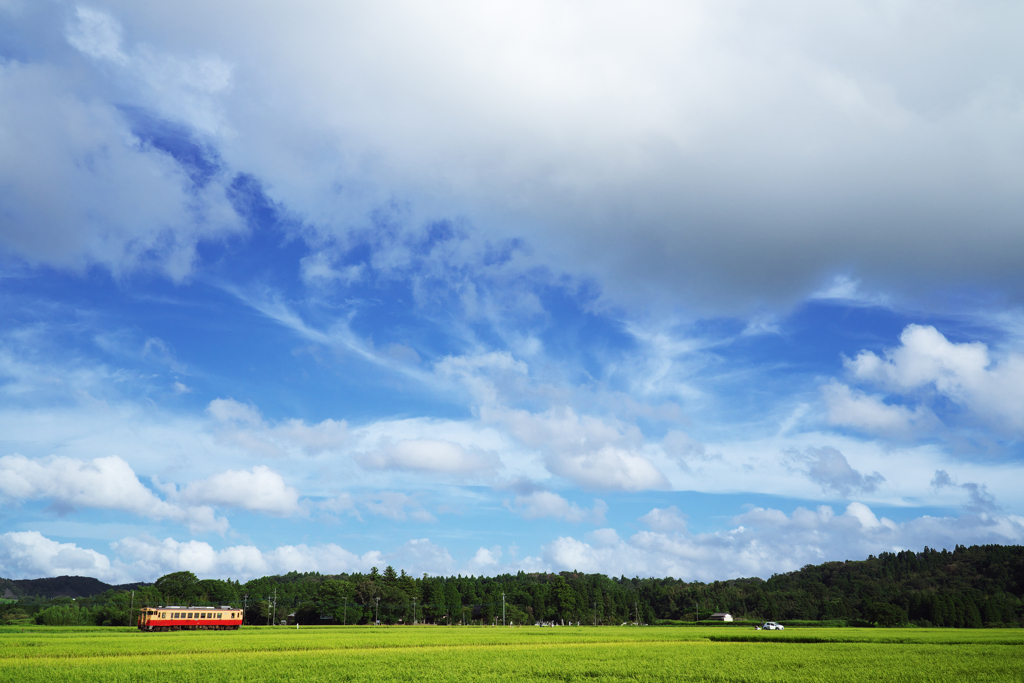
635 602 639 626
375 597 380 626
502 593 506 627
129 590 134 628
594 600 597 626
412 598 416 625
243 595 248 626
343 596 347 625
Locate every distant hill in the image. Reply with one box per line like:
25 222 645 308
0 576 151 600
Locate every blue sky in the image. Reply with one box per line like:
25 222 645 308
2 1 1024 583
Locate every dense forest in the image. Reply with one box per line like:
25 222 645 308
4 544 1022 628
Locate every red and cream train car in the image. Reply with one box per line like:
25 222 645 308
137 606 243 631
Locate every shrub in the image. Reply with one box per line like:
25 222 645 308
34 603 84 626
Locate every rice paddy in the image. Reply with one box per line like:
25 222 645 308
1 625 1021 682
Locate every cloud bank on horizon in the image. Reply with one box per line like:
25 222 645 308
2 1 1024 583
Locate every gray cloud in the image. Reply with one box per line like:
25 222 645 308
5 3 1024 309
930 469 955 489
931 470 1000 513
787 446 885 497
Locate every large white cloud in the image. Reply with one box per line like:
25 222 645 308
0 530 455 582
845 325 1024 436
111 535 384 581
175 465 301 517
483 405 669 491
0 454 227 533
3 2 1024 305
0 531 126 583
355 438 501 477
821 380 938 438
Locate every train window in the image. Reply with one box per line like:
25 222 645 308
217 613 222 619
188 613 194 619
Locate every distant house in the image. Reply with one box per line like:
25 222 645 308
709 613 733 622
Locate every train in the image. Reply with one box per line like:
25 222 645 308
136 605 243 631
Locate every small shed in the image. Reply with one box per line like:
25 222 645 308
709 612 733 622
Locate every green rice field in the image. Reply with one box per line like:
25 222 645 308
1 625 1022 682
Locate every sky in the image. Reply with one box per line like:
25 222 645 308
2 0 1024 584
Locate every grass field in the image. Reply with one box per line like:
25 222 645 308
1 625 1022 682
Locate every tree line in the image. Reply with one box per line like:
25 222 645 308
5 544 1022 628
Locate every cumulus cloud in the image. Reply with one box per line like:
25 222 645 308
355 438 501 476
786 446 885 498
207 398 263 425
111 535 383 581
0 531 126 583
0 454 227 533
175 465 301 517
639 506 688 533
465 545 503 575
546 446 669 491
845 325 1024 435
543 502 1024 581
821 380 938 438
0 529 462 582
485 405 668 491
506 491 607 524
